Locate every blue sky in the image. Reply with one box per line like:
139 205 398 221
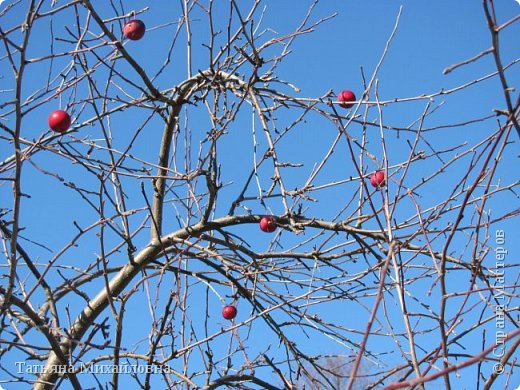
1 1 519 389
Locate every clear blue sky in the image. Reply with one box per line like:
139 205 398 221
1 1 518 389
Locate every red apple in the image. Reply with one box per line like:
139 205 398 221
222 305 237 320
370 170 386 188
48 110 71 133
123 19 146 41
259 216 277 233
338 90 356 109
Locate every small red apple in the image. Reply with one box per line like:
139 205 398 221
222 305 237 320
370 170 386 188
123 19 146 41
48 110 71 133
259 216 277 233
338 90 356 109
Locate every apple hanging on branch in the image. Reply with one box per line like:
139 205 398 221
259 216 277 233
48 110 71 133
222 305 237 320
123 19 146 41
338 90 356 109
370 170 386 188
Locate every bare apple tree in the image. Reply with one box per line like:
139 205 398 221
1 1 519 389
